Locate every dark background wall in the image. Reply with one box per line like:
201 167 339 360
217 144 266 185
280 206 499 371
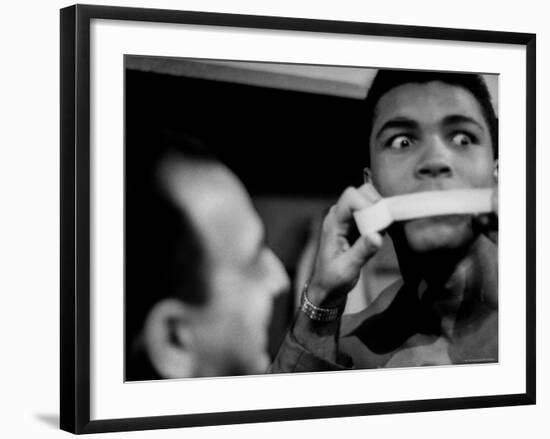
125 69 369 197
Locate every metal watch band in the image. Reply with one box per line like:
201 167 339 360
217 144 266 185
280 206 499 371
300 281 344 322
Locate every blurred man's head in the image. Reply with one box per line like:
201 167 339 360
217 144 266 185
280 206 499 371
126 136 289 379
363 70 498 254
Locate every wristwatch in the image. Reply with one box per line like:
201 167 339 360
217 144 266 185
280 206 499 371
300 281 345 322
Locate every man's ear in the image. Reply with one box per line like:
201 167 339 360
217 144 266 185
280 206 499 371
142 298 196 379
493 159 499 181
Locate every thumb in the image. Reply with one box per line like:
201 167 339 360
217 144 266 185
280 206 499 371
342 232 382 271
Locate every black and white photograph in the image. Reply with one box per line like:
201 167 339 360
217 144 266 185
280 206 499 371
55 3 537 435
124 57 500 381
4 0 548 436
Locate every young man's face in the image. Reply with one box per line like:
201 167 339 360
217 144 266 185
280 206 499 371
369 80 496 253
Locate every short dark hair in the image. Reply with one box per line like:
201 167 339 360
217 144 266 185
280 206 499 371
361 69 499 165
125 130 214 380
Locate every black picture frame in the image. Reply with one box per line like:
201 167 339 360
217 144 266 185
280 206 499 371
60 4 536 434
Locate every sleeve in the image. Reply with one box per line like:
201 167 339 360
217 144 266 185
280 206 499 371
268 330 354 373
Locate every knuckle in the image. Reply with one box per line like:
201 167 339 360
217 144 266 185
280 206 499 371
341 186 355 201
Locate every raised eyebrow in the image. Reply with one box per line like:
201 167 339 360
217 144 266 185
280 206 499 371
442 114 485 131
374 118 419 140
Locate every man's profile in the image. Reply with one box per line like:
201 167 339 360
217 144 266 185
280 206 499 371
125 135 290 380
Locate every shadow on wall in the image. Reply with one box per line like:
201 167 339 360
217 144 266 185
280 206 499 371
34 414 59 430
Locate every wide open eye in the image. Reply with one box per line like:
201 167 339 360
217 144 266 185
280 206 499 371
386 135 415 150
450 132 477 147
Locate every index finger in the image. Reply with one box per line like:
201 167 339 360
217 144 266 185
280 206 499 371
333 184 379 225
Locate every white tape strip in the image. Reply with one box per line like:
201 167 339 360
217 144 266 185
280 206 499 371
353 188 494 235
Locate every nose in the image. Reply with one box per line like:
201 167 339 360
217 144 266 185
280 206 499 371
415 135 453 179
265 248 290 298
